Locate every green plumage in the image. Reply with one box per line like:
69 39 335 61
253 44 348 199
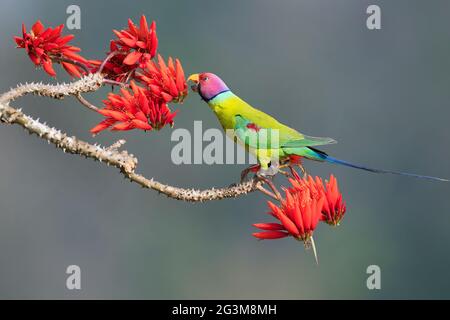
207 91 336 168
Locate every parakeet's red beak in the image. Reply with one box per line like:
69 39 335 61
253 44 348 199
188 73 199 92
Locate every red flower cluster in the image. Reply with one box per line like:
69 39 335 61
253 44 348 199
92 15 186 133
112 15 158 68
90 81 176 134
288 174 346 226
137 55 188 103
15 16 187 134
253 174 346 243
254 179 324 243
319 175 346 225
14 20 93 77
99 15 158 82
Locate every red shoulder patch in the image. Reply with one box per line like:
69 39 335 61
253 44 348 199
246 123 260 132
289 155 302 164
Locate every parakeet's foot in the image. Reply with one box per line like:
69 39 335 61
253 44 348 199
284 155 307 177
256 162 280 177
277 162 294 177
255 168 282 201
240 164 261 182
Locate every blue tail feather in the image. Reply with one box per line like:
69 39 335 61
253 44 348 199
323 155 449 182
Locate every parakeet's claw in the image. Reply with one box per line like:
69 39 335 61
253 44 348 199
277 162 292 176
298 164 306 176
255 168 283 201
240 164 261 183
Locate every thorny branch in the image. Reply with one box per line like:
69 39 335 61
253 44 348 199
0 75 262 202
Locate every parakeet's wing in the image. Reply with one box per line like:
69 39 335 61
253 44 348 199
234 115 274 149
233 114 337 149
281 136 337 148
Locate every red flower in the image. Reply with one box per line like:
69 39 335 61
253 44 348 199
286 175 323 202
253 184 324 243
137 54 188 103
112 15 158 68
90 81 176 134
317 175 346 225
145 98 177 130
14 20 91 77
96 41 138 82
254 173 347 244
287 174 346 226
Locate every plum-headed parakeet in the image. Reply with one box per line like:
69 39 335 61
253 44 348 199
188 73 448 182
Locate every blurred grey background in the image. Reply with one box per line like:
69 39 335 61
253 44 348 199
0 0 449 299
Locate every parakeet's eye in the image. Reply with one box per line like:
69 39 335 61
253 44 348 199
203 76 209 81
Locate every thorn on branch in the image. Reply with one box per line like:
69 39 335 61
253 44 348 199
107 139 127 151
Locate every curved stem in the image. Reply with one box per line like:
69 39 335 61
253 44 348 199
124 69 136 83
103 79 129 87
97 50 127 74
53 56 90 74
256 184 279 201
75 94 99 112
257 175 282 202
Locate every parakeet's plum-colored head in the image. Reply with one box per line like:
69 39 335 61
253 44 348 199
188 73 230 101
